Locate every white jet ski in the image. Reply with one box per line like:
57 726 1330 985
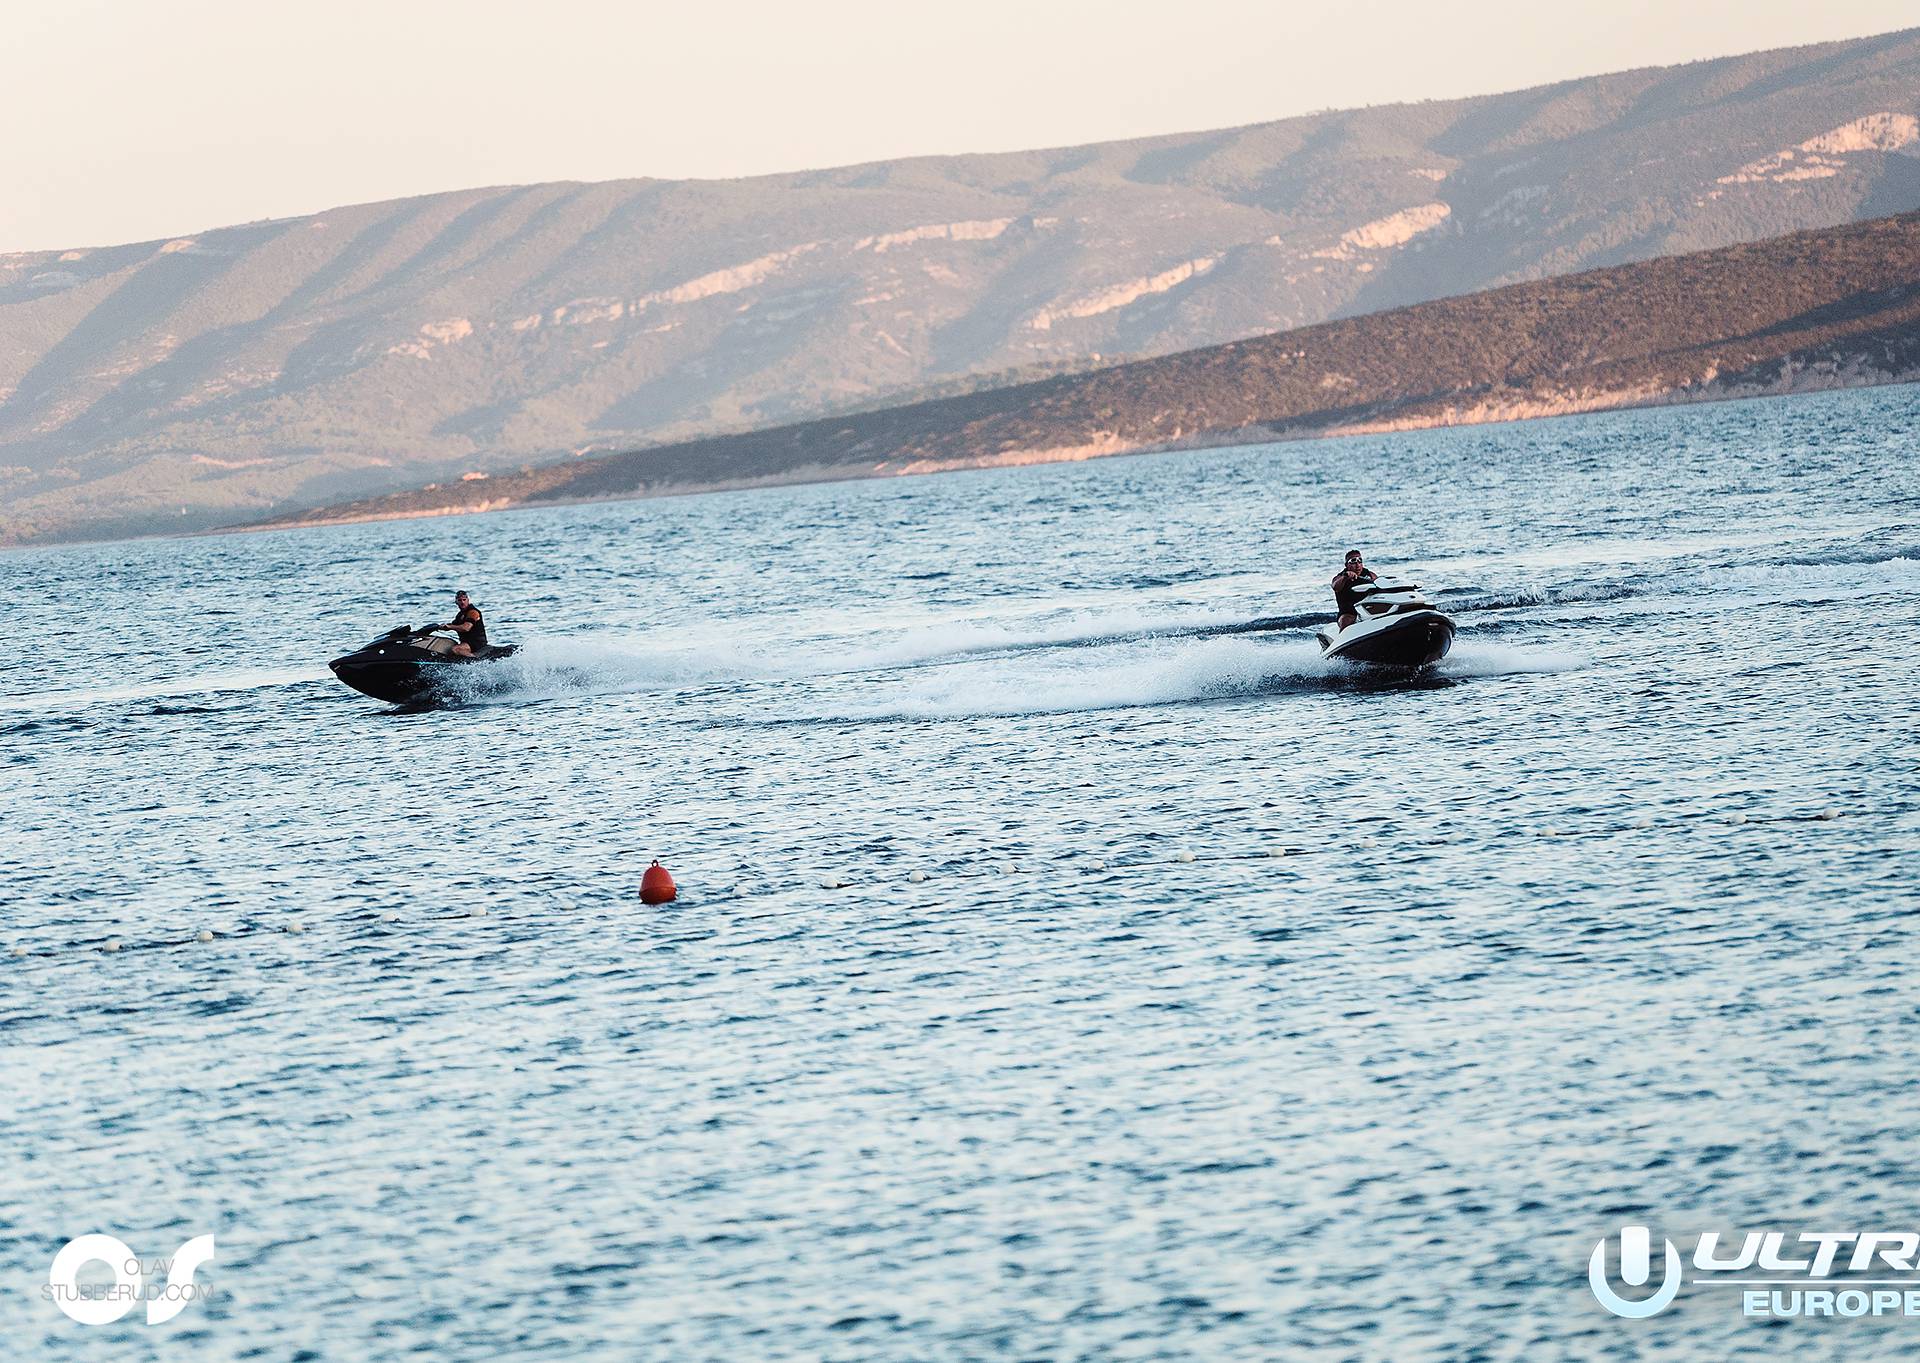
1315 578 1456 668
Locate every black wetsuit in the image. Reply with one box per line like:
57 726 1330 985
455 605 487 651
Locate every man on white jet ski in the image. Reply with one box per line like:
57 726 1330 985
1330 549 1378 629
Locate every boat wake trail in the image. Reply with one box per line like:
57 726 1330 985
823 604 1266 665
0 666 326 716
442 635 778 704
426 604 1264 706
420 590 1589 713
809 637 1586 720
1436 642 1587 678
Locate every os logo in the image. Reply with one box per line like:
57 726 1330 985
1589 1225 1683 1318
46 1234 216 1325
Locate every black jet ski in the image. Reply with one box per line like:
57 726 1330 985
328 625 519 705
1314 578 1455 668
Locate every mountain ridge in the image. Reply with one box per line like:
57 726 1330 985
4 26 1920 543
252 210 1920 533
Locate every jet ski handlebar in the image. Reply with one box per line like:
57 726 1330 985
1350 579 1440 615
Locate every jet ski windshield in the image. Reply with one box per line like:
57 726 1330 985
1349 580 1439 613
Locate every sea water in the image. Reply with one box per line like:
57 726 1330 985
1 385 1916 1360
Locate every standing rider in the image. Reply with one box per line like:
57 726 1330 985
432 590 489 657
1330 549 1378 629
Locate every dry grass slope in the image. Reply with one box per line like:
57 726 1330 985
263 211 1920 530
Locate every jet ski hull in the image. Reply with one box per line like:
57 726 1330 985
329 640 519 704
1317 609 1455 668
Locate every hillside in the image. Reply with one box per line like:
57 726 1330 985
259 211 1920 529
5 27 1920 543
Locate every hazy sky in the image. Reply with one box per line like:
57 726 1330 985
7 0 1915 252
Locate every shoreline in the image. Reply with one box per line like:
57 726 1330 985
5 347 1914 556
220 368 1917 541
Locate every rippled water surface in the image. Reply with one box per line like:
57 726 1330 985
3 387 1918 1360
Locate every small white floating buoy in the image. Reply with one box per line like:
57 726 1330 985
1086 859 1107 871
196 930 214 943
1725 812 1748 825
284 921 306 935
998 862 1018 875
1357 835 1379 848
103 940 123 953
10 946 27 958
468 906 488 917
820 875 849 889
906 869 927 883
1816 808 1841 821
382 911 401 923
1173 850 1196 864
1632 814 1655 829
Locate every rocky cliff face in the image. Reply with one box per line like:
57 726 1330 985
4 27 1919 543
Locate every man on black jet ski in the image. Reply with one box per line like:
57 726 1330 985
1331 550 1378 629
430 590 488 657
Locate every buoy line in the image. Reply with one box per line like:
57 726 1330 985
1 808 1855 959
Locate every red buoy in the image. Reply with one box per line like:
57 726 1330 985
640 859 677 904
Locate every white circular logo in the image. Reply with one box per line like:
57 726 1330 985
47 1234 141 1325
1589 1226 1683 1318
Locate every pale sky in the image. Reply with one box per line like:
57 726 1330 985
7 0 1915 253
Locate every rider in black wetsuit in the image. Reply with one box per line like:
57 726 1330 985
1330 549 1378 629
436 590 488 657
